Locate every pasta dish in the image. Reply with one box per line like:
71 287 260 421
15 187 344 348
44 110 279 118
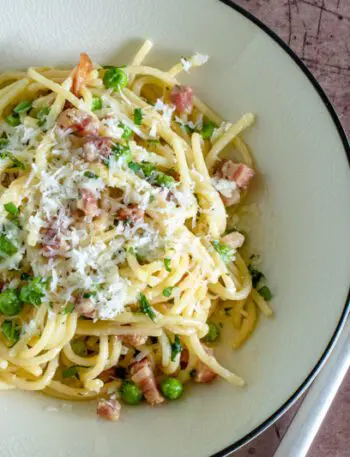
0 41 273 420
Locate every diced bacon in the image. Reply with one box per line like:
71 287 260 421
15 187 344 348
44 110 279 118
97 398 121 421
72 53 93 97
220 160 255 190
194 346 217 384
99 367 117 383
170 85 193 114
115 204 144 224
180 349 189 370
82 136 112 162
222 231 245 250
41 226 69 258
77 189 100 217
74 297 96 319
232 164 255 189
130 357 164 406
119 334 147 348
57 108 99 137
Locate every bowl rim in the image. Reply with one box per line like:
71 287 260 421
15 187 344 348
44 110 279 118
213 1 350 456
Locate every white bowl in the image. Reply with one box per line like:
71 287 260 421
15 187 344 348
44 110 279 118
0 0 349 456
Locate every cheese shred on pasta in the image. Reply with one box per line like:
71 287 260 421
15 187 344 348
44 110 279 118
0 41 273 418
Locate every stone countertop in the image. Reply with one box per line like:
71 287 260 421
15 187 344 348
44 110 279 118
229 1 349 456
233 0 349 135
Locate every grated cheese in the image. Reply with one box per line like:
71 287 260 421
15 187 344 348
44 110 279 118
181 58 192 73
149 119 159 138
211 177 237 198
154 98 175 126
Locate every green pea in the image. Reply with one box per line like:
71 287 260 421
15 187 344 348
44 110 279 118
0 289 22 316
103 67 128 91
203 322 220 343
160 377 184 400
71 339 87 356
5 115 20 127
120 380 143 405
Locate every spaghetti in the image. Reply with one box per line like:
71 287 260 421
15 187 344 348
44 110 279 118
0 41 273 419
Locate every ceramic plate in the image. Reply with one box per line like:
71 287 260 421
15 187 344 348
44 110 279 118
0 1 349 456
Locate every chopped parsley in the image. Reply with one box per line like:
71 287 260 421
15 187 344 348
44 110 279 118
4 202 19 216
20 272 32 281
91 96 102 111
203 322 220 342
128 161 155 177
258 286 272 301
111 143 132 163
119 122 133 139
1 320 20 346
62 366 80 379
0 234 18 258
212 240 233 264
164 258 172 272
248 265 265 289
84 171 98 179
36 106 50 127
170 335 182 361
139 293 156 321
71 340 87 356
5 115 20 127
201 121 216 139
0 139 9 149
13 100 32 114
62 302 75 314
0 151 25 169
153 171 175 187
128 161 175 188
19 276 47 306
133 108 143 125
248 261 272 300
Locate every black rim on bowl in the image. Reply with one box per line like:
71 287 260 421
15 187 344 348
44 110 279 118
213 1 350 456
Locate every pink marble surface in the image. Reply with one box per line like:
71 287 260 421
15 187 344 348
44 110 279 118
226 1 349 456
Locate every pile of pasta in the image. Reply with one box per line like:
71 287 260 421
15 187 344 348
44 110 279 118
0 40 272 418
